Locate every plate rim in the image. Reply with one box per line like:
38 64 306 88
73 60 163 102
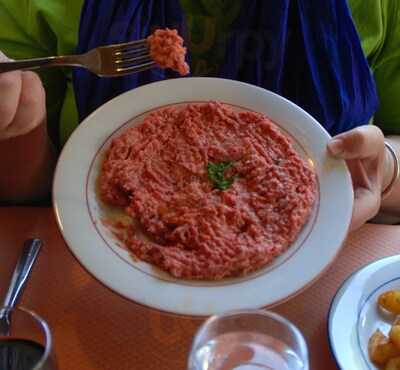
53 76 353 316
327 253 400 370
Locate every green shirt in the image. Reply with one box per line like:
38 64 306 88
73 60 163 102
0 0 399 144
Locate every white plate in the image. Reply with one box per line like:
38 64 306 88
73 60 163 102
53 77 353 316
328 255 400 369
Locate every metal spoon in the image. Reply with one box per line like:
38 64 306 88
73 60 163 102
0 239 42 335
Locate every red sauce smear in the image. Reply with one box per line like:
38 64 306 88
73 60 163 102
99 102 317 280
147 28 189 76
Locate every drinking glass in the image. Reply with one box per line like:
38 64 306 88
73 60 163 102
0 306 57 370
188 309 309 370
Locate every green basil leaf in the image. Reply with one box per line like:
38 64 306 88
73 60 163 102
206 161 237 190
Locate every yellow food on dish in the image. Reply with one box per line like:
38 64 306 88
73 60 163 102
369 290 400 368
378 291 400 315
369 330 400 366
385 357 400 370
390 326 400 349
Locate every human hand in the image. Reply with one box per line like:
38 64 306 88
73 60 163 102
0 51 46 140
327 125 391 232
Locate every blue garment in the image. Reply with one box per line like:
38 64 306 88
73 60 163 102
74 0 379 136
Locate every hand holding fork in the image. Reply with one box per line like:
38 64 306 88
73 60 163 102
0 39 154 77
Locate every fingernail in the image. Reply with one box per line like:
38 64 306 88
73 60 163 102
328 139 344 156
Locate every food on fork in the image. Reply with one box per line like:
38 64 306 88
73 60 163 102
99 102 317 280
147 28 190 76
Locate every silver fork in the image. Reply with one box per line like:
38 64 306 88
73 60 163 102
0 39 155 77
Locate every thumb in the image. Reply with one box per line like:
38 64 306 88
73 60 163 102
327 126 384 160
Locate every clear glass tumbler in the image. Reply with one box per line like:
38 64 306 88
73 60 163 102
188 309 309 370
0 306 57 370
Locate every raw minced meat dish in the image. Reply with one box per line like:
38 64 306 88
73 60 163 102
147 28 189 76
99 102 317 280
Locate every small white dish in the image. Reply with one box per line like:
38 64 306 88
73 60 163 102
328 254 400 369
53 77 353 316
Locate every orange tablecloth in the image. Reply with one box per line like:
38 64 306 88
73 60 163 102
1 208 400 370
